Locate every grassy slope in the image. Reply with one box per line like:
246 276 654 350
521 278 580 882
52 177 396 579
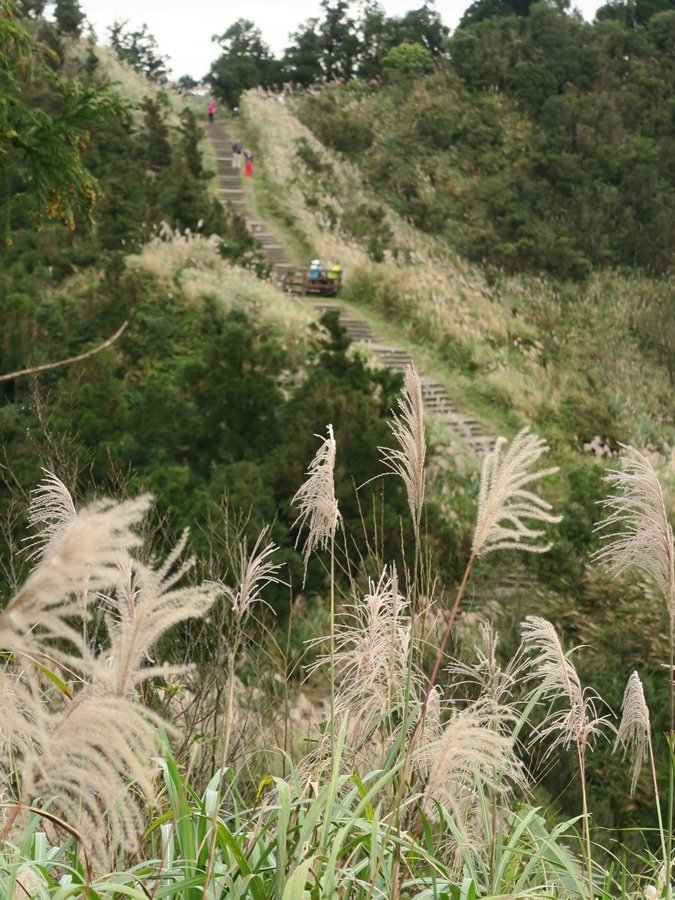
240 92 674 471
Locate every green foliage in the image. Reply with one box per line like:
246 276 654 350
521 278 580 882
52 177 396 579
341 201 393 261
296 3 675 279
207 19 280 109
0 3 125 240
53 0 84 37
381 41 436 78
107 19 171 83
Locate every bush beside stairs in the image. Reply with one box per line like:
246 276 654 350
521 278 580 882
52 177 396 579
208 121 496 460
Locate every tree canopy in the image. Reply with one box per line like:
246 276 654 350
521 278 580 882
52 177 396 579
0 1 123 241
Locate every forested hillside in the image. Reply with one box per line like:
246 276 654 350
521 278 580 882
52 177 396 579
290 5 675 280
1 0 674 896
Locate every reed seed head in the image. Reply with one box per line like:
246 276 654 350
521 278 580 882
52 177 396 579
472 428 560 558
379 364 426 535
593 445 674 624
292 424 341 570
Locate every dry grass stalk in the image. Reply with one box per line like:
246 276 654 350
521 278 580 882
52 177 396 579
420 703 524 824
379 363 426 537
447 622 527 734
292 424 341 571
216 525 284 623
615 671 651 796
472 428 560 557
593 445 674 622
310 568 414 748
521 616 611 755
22 470 77 561
0 476 217 867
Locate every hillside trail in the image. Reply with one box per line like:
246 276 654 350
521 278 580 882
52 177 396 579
208 121 496 460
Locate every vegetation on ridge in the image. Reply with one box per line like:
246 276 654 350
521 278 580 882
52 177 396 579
1 1 674 897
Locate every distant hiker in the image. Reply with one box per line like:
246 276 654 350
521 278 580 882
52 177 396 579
327 262 342 282
207 100 216 124
309 259 322 280
233 106 240 117
244 149 254 178
232 139 242 170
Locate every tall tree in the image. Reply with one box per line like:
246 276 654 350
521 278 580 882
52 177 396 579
282 19 324 86
395 4 448 55
108 20 171 83
0 0 123 240
207 19 279 107
53 0 85 37
318 0 361 81
358 1 399 79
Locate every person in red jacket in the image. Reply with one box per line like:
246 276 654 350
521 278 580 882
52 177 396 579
207 100 216 124
244 149 254 178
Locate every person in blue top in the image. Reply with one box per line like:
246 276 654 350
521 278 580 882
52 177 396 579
308 259 322 280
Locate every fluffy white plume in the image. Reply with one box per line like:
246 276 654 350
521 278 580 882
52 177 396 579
593 446 674 622
472 428 560 557
292 424 341 568
522 616 612 755
217 525 284 622
380 364 426 535
614 671 651 796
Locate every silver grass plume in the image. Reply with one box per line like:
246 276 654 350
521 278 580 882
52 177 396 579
615 671 651 796
447 622 528 734
522 616 612 755
19 690 159 869
380 364 426 536
420 703 525 821
217 526 284 623
472 428 560 557
593 446 674 623
98 546 218 697
23 470 77 561
0 489 217 866
0 494 152 665
308 567 416 754
292 424 341 569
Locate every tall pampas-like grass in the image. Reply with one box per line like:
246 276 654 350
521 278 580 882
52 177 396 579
472 428 561 557
0 474 217 867
292 424 341 570
593 445 674 622
593 446 675 883
521 616 611 756
2 493 152 667
522 615 612 898
419 704 525 836
211 526 283 765
615 671 651 796
379 364 426 540
217 525 284 623
614 671 669 881
22 470 77 561
293 424 341 756
447 622 528 734
309 566 415 766
418 429 560 735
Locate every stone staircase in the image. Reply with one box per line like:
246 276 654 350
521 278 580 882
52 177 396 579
207 123 294 282
207 123 496 460
315 302 495 457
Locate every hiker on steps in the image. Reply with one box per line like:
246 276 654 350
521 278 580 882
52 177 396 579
232 139 242 170
244 149 254 178
207 99 216 124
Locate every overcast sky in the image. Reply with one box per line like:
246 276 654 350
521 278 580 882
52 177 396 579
80 0 606 80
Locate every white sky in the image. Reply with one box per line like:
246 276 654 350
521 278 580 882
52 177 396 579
80 0 606 80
